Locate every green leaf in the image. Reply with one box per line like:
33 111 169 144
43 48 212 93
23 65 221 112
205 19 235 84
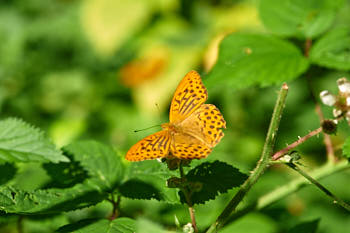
0 163 17 185
0 185 106 214
56 218 136 233
64 141 124 191
310 27 350 70
259 0 343 38
206 34 309 90
342 136 350 158
125 160 178 203
136 218 166 233
180 161 248 204
42 151 89 189
0 118 68 163
119 179 162 201
286 219 320 233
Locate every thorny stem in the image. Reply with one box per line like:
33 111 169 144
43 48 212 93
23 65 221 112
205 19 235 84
179 161 198 232
224 159 349 224
206 84 289 233
108 195 121 220
272 127 323 160
286 163 350 211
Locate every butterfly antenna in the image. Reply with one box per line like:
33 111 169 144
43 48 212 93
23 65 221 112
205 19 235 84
134 125 161 133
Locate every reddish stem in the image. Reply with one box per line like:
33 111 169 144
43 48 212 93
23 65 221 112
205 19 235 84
272 127 322 160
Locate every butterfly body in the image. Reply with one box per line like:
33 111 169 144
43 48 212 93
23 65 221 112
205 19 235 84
126 71 226 161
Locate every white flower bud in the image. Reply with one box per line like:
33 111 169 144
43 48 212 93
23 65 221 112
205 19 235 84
333 108 342 118
320 90 336 106
337 77 350 94
346 97 350 107
183 223 194 233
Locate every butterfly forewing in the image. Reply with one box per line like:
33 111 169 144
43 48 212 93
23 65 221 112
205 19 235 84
126 130 171 161
179 104 226 148
169 71 208 124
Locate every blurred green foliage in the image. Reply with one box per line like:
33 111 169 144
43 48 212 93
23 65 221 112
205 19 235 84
0 0 350 232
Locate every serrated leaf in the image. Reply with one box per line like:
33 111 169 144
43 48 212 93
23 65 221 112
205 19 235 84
0 185 106 214
310 27 350 70
206 34 309 90
56 218 135 233
286 219 320 233
125 160 178 203
342 136 350 158
64 141 124 191
259 0 343 38
0 118 68 163
0 163 17 185
119 179 162 201
179 161 248 204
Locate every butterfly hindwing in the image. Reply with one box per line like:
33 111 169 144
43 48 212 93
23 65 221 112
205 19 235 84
126 130 170 161
169 71 208 124
170 133 212 159
179 104 226 148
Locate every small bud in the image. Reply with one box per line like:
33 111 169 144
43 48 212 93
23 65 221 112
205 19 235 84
333 108 343 118
321 119 338 135
337 77 350 94
320 91 336 106
347 97 350 107
279 154 292 163
183 223 194 233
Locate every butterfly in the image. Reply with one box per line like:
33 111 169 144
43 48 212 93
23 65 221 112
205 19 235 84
126 70 226 161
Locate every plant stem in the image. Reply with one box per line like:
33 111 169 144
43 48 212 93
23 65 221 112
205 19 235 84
179 161 198 232
224 159 349 224
272 127 322 160
108 195 121 220
206 83 289 233
286 162 350 211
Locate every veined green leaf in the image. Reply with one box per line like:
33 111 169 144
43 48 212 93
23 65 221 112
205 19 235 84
0 185 106 214
57 218 135 233
206 33 309 90
64 141 124 191
310 27 350 70
0 118 68 163
259 0 344 38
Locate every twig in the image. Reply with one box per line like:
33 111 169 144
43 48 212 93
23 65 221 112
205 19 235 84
224 159 349 224
206 83 289 233
304 38 312 58
108 195 121 220
179 161 198 232
272 127 322 160
286 162 350 211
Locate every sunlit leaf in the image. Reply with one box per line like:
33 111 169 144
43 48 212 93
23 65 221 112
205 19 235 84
206 33 309 90
259 0 344 38
0 118 68 163
310 27 350 70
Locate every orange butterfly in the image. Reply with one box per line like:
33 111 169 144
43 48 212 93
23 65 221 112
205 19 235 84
126 70 226 161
